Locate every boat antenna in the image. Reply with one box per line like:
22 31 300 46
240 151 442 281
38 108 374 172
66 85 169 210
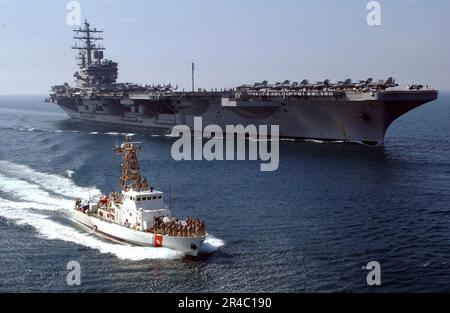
169 175 172 209
191 61 195 92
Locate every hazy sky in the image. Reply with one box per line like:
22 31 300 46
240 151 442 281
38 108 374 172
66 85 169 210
0 0 449 94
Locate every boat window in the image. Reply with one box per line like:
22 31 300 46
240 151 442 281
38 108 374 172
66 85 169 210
137 197 141 201
157 196 162 199
153 196 157 200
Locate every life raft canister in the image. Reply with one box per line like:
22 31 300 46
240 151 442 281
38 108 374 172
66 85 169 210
153 234 163 247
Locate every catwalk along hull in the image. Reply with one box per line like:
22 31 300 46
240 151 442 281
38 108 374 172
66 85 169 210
55 89 438 145
72 210 205 256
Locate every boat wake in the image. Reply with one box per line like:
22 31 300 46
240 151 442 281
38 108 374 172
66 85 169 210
0 160 223 260
0 126 137 138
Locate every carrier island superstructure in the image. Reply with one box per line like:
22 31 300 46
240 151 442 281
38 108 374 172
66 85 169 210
50 20 438 146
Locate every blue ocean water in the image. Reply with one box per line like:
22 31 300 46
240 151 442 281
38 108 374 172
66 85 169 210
0 94 449 292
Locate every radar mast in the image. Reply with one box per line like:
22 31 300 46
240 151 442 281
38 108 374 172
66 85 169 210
115 136 149 192
72 19 105 66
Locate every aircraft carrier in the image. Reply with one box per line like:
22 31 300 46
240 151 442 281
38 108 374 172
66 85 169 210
50 20 438 146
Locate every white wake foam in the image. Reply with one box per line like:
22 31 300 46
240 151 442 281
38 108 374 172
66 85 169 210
0 160 223 260
201 235 225 254
104 131 132 136
65 170 75 178
104 132 120 136
0 160 100 199
0 171 66 208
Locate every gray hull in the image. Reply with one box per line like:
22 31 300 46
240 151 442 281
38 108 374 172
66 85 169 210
56 89 438 145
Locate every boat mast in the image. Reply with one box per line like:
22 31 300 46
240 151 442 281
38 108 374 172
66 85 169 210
72 20 105 67
115 136 149 192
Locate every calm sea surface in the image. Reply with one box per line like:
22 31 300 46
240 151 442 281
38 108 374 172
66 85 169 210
0 94 449 292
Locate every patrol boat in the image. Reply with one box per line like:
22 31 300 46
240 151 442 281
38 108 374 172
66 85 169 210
72 137 207 256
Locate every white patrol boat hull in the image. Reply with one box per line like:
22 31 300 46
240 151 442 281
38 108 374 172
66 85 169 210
72 210 206 256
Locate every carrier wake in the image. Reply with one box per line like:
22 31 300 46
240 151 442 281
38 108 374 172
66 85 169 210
49 20 438 146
